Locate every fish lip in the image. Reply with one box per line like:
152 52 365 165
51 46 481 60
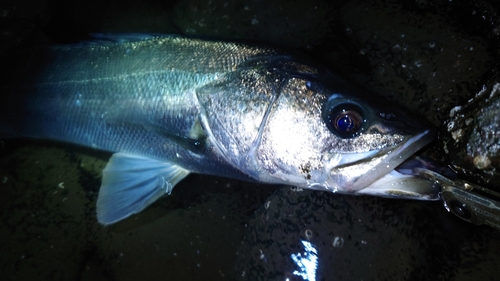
349 128 437 191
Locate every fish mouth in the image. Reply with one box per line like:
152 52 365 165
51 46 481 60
355 129 436 189
327 128 437 196
355 128 442 199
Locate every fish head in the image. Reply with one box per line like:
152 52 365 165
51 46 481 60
198 60 437 198
257 72 437 196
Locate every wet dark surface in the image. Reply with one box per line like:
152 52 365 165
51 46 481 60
236 188 498 281
0 141 280 280
1 0 500 280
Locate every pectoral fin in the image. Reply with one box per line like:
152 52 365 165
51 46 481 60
96 153 190 225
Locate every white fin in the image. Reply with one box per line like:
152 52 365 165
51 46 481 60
96 153 190 225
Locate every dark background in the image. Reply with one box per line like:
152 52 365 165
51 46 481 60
0 0 499 280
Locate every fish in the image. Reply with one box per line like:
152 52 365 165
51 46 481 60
0 34 438 225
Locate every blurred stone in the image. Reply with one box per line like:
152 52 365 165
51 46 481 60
172 0 335 49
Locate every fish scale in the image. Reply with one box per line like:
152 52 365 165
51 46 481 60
0 34 438 225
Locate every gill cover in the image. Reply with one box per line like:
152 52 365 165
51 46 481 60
196 64 281 180
196 58 324 183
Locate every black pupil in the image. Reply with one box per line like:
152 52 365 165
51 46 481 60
336 113 356 132
326 103 363 138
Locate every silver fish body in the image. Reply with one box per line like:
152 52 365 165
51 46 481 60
0 35 437 224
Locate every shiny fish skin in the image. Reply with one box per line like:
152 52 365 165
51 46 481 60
0 35 436 224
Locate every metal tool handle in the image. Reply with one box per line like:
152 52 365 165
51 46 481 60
440 180 500 229
413 167 500 230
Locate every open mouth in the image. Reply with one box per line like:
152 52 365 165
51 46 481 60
326 128 437 198
352 129 436 189
351 128 442 199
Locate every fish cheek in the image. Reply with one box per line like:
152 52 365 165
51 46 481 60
254 82 334 184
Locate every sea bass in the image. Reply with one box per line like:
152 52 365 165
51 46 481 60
0 34 437 225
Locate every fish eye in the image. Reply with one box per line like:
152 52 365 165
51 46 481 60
326 103 364 138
